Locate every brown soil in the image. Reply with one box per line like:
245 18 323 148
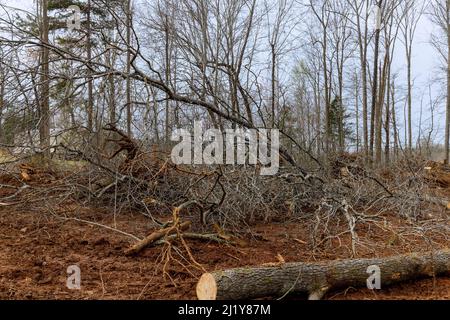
0 202 449 300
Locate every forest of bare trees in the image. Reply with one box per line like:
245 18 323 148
0 0 448 163
0 0 449 301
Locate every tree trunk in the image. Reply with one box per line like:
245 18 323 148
376 53 388 164
337 44 345 152
370 0 382 162
315 72 321 156
106 33 116 124
407 46 413 153
0 72 4 143
354 74 359 154
126 0 132 137
87 0 93 132
39 0 51 157
354 0 370 162
391 81 399 160
271 44 276 128
322 32 331 156
164 13 171 144
445 0 450 164
384 69 391 165
197 249 450 300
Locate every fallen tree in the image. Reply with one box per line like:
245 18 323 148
196 249 450 300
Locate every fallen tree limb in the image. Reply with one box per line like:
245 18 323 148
153 233 231 246
125 221 191 256
196 249 450 300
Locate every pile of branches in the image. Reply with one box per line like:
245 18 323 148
1 127 449 252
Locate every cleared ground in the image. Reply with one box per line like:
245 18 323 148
0 205 448 300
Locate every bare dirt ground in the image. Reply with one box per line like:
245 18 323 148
0 203 449 300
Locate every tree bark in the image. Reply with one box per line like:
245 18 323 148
271 43 276 128
352 0 370 161
126 0 132 137
39 0 50 157
376 53 388 164
354 73 359 153
445 0 450 164
87 0 93 132
196 249 450 300
370 0 382 161
406 43 412 153
391 81 399 160
0 70 4 143
384 70 391 164
164 12 171 143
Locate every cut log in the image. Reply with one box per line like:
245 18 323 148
196 249 450 300
125 221 191 256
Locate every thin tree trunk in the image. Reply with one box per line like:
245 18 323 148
108 72 116 124
384 66 391 165
391 81 399 160
271 43 276 128
164 13 171 143
39 0 50 157
322 33 331 156
107 32 116 124
407 46 412 153
354 0 369 162
355 74 359 153
126 0 132 137
0 73 4 142
315 73 321 157
86 0 93 132
337 43 345 152
445 0 450 164
370 0 382 162
376 53 388 164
